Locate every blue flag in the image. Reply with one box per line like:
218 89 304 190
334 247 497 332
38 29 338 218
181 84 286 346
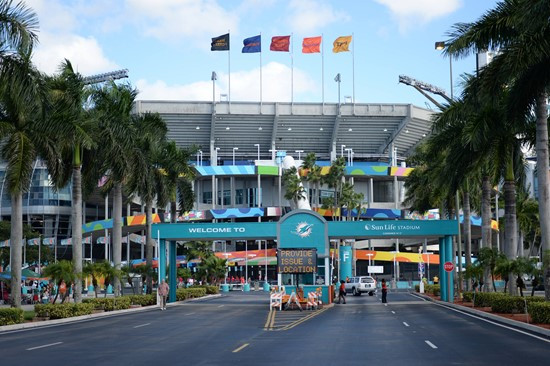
242 35 261 53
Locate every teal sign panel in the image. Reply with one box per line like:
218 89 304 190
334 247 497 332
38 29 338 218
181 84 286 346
278 210 328 256
328 220 458 239
154 222 276 240
339 246 352 280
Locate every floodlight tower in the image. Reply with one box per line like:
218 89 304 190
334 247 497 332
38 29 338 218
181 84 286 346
83 69 129 85
398 75 451 110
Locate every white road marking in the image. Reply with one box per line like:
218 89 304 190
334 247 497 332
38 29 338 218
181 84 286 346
218 305 225 308
403 322 410 327
384 304 387 307
391 311 395 314
133 323 150 328
232 343 249 353
27 342 63 351
185 312 196 316
425 340 438 349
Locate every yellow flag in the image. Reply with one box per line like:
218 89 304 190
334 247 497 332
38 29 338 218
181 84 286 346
333 35 352 53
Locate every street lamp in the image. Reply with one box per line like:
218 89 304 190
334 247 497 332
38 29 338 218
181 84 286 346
295 150 304 160
366 253 374 274
435 41 453 99
211 71 217 104
215 147 220 166
334 73 341 108
345 148 352 166
196 151 200 166
199 150 203 166
341 144 346 158
254 144 260 161
232 147 239 166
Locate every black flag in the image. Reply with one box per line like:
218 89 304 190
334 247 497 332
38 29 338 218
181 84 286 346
211 33 230 51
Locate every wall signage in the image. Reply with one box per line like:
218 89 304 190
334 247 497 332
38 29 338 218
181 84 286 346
277 249 317 273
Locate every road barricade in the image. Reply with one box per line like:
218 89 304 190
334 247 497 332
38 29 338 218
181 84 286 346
270 288 284 311
306 291 318 310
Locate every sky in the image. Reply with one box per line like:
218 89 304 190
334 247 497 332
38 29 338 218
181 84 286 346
26 0 500 109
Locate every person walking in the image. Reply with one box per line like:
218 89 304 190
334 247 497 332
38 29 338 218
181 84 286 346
381 279 388 303
337 280 346 304
158 279 169 310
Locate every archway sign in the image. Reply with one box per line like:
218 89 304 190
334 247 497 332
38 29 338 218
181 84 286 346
154 210 457 303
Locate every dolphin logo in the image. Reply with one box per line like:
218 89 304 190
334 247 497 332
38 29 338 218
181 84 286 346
292 222 314 238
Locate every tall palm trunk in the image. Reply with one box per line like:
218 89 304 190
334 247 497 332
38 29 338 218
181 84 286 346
72 151 83 303
535 94 550 301
481 175 492 291
9 192 22 308
112 183 122 297
145 201 153 294
503 177 518 296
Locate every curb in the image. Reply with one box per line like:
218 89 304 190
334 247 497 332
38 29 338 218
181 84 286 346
413 292 550 339
0 294 222 333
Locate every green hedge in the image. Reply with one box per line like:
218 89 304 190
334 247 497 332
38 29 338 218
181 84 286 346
528 302 550 324
193 285 219 295
473 292 507 307
34 303 94 319
424 284 440 296
128 294 156 306
491 296 546 314
462 292 474 302
414 284 420 292
0 308 24 326
176 288 207 301
82 297 131 311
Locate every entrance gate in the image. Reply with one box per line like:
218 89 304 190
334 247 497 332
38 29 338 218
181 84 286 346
154 210 458 303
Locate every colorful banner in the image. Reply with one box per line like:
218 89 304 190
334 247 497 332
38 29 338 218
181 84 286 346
27 238 40 246
242 35 261 53
97 236 108 244
0 239 9 247
211 33 230 51
61 238 72 246
129 233 145 244
354 250 440 264
83 236 92 244
42 237 56 246
333 35 352 53
270 35 290 51
302 36 321 53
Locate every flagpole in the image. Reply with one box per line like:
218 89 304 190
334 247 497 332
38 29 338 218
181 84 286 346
291 33 294 107
54 238 57 263
321 33 325 111
228 30 231 114
38 236 41 275
352 33 355 104
23 237 26 266
260 33 263 111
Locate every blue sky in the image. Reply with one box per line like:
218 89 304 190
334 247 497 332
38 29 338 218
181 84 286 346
27 0 499 109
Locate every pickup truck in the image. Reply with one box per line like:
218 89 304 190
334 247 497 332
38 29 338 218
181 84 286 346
344 276 377 296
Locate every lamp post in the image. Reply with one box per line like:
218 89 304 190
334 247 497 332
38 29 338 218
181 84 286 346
435 41 453 100
199 150 203 166
345 148 352 166
341 144 346 158
254 144 260 161
366 253 373 274
211 71 217 104
334 73 341 109
232 147 239 166
295 150 304 161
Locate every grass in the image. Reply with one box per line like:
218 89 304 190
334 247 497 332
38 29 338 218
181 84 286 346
23 310 35 321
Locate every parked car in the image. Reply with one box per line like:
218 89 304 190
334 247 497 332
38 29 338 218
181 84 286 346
344 276 377 296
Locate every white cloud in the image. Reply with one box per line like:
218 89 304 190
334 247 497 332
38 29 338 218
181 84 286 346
136 62 316 102
374 0 462 31
286 0 350 34
125 0 239 44
33 33 119 75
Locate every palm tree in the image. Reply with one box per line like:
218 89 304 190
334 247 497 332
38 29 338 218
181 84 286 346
282 166 305 208
83 261 104 298
198 256 227 285
90 82 138 297
46 60 96 304
42 260 77 303
323 157 346 220
0 0 42 309
125 112 169 294
444 0 550 300
477 247 504 292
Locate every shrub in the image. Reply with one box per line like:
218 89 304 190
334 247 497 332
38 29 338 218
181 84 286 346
23 311 35 321
473 292 507 308
194 285 219 295
129 294 156 306
424 284 440 296
528 302 550 324
491 296 546 314
34 304 53 317
175 288 206 301
82 297 131 311
82 298 104 310
462 292 474 302
44 303 94 319
414 284 420 292
0 308 24 325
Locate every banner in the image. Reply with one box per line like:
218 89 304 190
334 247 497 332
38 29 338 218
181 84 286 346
42 237 56 246
333 35 352 53
61 238 72 246
83 236 92 244
97 236 108 244
211 33 230 51
0 239 9 247
242 35 261 53
27 238 40 246
302 36 321 53
270 35 290 52
277 249 317 273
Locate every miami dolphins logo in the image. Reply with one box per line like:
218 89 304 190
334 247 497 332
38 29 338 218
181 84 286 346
292 222 314 238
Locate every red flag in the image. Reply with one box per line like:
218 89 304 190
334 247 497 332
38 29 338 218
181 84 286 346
270 35 290 52
302 36 322 53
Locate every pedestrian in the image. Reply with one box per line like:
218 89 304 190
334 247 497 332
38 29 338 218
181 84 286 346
337 280 346 304
381 279 388 303
158 279 169 311
516 276 525 297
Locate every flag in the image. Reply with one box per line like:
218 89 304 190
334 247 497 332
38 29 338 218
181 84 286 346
129 233 145 244
0 239 9 247
121 236 128 244
83 236 92 244
270 35 290 52
97 236 108 244
242 35 261 53
61 238 72 246
302 36 322 53
27 238 40 246
333 35 352 53
211 33 230 51
42 237 56 246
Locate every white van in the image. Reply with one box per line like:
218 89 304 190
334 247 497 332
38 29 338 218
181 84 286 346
344 276 377 296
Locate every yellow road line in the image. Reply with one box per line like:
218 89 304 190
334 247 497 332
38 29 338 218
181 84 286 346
269 309 277 329
279 307 330 331
232 343 249 353
264 310 273 329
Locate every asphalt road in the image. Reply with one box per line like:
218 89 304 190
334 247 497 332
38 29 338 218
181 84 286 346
1 290 549 365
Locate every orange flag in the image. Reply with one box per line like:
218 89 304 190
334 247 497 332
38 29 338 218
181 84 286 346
302 36 322 53
333 35 352 53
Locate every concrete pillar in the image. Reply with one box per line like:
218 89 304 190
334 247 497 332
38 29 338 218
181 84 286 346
439 237 446 301
159 239 166 282
339 246 352 280
445 235 454 302
169 241 177 303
